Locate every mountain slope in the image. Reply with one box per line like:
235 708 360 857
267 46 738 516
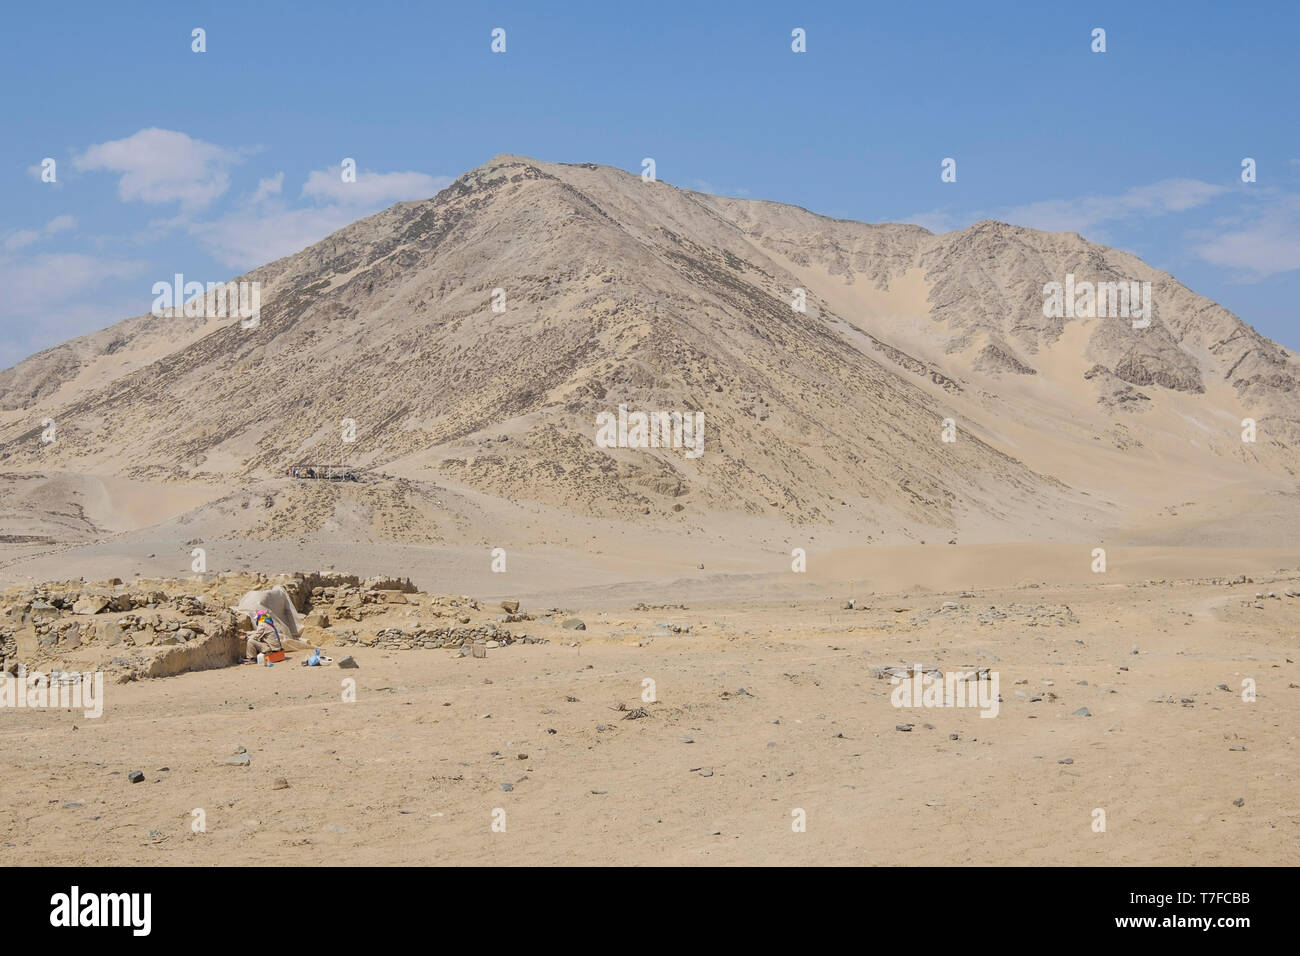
0 155 1295 553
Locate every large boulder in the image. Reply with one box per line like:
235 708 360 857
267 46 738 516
73 595 109 615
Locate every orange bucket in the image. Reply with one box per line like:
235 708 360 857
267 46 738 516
265 650 287 663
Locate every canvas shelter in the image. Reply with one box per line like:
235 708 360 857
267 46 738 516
232 586 304 645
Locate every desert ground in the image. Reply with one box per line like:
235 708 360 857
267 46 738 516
2 543 1295 867
2 156 1298 866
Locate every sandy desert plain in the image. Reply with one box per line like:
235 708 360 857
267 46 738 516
1 157 1298 865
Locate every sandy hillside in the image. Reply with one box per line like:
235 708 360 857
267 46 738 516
0 155 1297 583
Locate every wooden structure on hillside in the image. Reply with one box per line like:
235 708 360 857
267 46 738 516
287 464 361 482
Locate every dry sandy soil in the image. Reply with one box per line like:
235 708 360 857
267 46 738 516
3 551 1295 866
2 157 1297 866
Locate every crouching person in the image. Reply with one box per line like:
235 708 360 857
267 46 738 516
245 609 283 662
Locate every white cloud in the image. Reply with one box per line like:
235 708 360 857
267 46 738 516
2 214 77 252
301 167 450 206
0 251 151 368
999 179 1228 234
191 166 451 269
1192 193 1300 278
191 203 369 269
251 172 284 203
72 128 247 212
0 252 148 312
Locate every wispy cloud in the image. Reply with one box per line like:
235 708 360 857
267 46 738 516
1191 192 1300 279
251 172 284 203
302 167 449 206
190 165 451 270
903 179 1231 237
0 252 149 368
2 214 77 252
998 179 1229 234
0 252 147 313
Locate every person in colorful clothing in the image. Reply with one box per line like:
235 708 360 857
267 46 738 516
245 609 283 661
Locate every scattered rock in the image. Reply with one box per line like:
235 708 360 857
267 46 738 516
895 724 914 732
224 753 251 767
127 771 144 784
562 618 586 631
1072 707 1092 717
273 777 289 790
337 655 358 669
1233 797 1244 807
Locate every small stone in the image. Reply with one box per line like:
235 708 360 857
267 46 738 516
500 782 513 792
127 771 144 783
1072 707 1092 717
1058 758 1074 764
681 736 694 743
1228 745 1246 751
1233 797 1244 807
699 769 714 777
949 733 959 740
337 655 358 669
562 618 586 630
895 724 913 732
273 777 289 790
224 753 251 767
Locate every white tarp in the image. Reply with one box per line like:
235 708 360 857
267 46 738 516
232 586 303 641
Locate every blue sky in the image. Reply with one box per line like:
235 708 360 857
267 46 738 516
3 0 1298 367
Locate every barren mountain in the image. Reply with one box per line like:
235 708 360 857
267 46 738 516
1 155 1296 579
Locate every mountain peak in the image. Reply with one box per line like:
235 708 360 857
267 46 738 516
1 157 1296 549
